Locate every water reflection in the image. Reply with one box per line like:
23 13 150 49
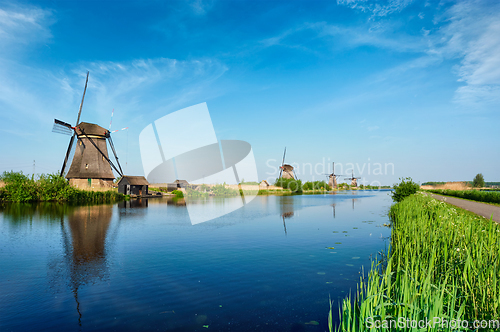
61 205 113 326
280 196 295 235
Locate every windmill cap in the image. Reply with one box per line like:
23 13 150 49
76 122 109 137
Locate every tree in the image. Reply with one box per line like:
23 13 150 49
391 177 420 203
472 173 485 188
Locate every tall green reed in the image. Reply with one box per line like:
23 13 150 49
333 192 500 331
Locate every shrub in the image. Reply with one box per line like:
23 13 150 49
302 180 331 191
0 171 125 203
171 190 184 198
391 177 419 202
274 177 303 194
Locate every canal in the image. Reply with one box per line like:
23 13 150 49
0 190 392 332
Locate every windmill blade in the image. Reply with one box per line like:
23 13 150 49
60 134 76 177
279 147 286 178
75 71 89 126
111 127 128 134
52 119 74 135
109 108 114 130
108 134 124 176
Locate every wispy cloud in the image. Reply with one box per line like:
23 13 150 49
188 0 215 15
433 0 500 106
0 3 53 47
64 58 229 127
337 0 415 18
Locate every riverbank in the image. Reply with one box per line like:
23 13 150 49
0 172 126 203
332 192 500 331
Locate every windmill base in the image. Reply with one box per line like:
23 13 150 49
69 178 115 191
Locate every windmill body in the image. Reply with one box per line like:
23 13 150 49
278 148 298 180
65 122 115 187
53 72 123 189
326 162 343 189
344 171 361 188
281 164 295 179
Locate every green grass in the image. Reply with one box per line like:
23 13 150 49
332 192 500 331
426 189 500 205
0 171 126 203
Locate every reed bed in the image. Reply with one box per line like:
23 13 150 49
0 171 125 203
333 192 500 331
427 189 500 205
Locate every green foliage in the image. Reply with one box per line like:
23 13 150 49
333 193 500 331
428 189 500 204
336 182 350 190
210 183 239 196
273 177 303 194
302 180 331 191
186 183 239 197
0 171 125 203
391 177 419 202
473 173 485 188
171 190 184 198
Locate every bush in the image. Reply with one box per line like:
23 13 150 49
0 171 125 203
171 190 184 198
274 177 303 194
391 177 419 202
302 180 331 191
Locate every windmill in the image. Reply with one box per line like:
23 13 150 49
52 72 123 189
278 147 297 180
324 162 343 189
344 170 361 188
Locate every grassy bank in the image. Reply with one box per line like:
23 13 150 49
0 171 126 203
332 192 500 331
427 189 500 205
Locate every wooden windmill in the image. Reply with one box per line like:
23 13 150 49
52 72 123 189
344 170 361 188
325 162 343 189
278 147 297 180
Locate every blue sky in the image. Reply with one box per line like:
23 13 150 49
0 0 499 186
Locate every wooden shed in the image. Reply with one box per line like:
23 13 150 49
118 176 149 196
259 180 270 189
167 180 189 192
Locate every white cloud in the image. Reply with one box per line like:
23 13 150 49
337 0 415 18
61 58 229 128
191 0 214 15
434 0 500 106
0 4 53 46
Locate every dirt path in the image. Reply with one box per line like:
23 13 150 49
429 193 500 223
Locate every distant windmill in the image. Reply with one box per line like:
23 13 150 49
324 162 344 189
344 170 361 188
52 72 123 188
278 147 297 180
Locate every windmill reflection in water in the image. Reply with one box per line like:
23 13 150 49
58 205 116 326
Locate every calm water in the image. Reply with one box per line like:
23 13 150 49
0 191 392 332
